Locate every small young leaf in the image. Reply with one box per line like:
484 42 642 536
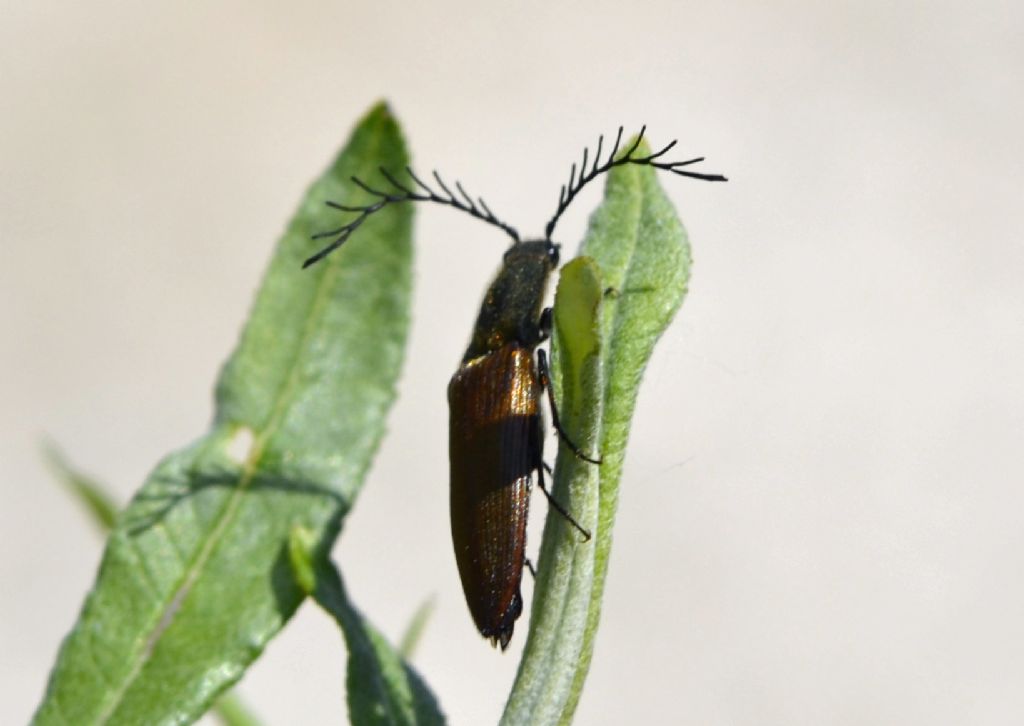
502 140 695 725
33 101 414 726
288 527 445 726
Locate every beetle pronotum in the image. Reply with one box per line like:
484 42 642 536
304 127 726 649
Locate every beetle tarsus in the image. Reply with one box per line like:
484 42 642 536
536 450 592 542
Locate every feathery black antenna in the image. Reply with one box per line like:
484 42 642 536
543 126 728 239
303 167 520 268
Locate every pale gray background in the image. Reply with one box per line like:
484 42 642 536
3 1 1022 724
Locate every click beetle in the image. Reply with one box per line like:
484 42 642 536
304 127 725 648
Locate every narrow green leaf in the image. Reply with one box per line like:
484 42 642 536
41 443 265 726
34 101 414 726
288 527 446 726
397 597 436 661
42 440 120 531
502 140 694 725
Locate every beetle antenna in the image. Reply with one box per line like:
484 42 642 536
543 126 728 239
304 167 520 268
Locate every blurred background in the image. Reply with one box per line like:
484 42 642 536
2 1 1022 724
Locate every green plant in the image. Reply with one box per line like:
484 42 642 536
34 102 698 726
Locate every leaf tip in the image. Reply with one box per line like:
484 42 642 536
364 98 397 125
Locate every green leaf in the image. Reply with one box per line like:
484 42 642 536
42 440 120 531
288 527 446 726
33 101 414 726
502 140 694 725
397 597 436 661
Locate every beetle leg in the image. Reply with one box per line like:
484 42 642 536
536 348 603 465
535 443 591 542
524 557 537 579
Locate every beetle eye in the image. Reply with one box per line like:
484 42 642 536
547 244 560 267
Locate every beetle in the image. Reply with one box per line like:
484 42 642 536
303 127 726 648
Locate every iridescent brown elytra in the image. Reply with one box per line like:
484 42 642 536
304 126 726 648
448 240 558 648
